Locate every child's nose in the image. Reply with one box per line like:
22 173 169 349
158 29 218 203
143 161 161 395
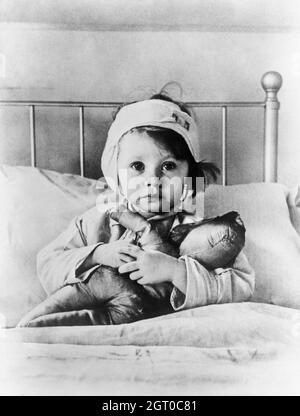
143 174 162 189
144 166 162 184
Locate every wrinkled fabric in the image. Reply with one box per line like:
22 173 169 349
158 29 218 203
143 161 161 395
18 267 172 327
2 303 300 395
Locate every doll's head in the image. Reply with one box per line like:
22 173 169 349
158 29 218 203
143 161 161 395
101 94 219 218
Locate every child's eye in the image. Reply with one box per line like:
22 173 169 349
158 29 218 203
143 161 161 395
162 161 177 171
130 161 145 172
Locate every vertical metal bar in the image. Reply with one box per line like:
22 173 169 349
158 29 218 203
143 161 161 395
261 71 282 182
79 106 85 177
263 103 279 182
29 105 36 167
221 106 227 186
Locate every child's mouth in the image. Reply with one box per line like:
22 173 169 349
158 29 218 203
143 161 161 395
142 194 159 199
137 196 161 208
139 192 162 202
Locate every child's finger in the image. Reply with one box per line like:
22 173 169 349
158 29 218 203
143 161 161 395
119 254 136 263
121 244 142 256
118 261 139 274
126 236 136 243
129 271 143 280
136 277 148 285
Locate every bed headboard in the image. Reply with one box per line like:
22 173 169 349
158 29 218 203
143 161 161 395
0 71 282 185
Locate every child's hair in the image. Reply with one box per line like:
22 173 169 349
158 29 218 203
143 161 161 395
113 92 220 192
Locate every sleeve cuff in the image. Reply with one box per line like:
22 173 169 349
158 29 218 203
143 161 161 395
170 251 255 311
65 243 103 284
170 255 214 311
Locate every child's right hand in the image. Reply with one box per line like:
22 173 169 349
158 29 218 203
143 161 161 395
93 240 142 268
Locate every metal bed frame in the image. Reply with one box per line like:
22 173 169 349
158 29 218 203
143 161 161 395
0 71 282 185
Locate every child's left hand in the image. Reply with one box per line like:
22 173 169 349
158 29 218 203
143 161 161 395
118 249 180 285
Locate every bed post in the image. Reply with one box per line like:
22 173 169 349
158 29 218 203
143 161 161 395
261 71 282 182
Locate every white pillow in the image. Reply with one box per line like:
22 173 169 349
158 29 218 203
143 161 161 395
204 183 300 309
286 185 300 237
0 165 100 327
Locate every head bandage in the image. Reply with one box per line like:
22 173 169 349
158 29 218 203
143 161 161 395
101 99 200 191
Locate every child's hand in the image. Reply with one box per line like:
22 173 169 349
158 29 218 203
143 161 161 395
118 250 185 286
94 241 142 268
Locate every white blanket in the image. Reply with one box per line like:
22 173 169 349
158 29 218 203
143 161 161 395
2 302 300 395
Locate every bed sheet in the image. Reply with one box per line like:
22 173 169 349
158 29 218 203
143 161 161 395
1 302 300 395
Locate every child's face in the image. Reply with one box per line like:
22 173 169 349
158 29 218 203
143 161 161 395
117 131 189 218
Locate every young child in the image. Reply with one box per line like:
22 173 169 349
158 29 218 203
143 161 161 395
18 94 255 327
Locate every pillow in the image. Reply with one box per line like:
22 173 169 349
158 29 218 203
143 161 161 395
204 183 300 309
286 185 300 237
0 165 101 327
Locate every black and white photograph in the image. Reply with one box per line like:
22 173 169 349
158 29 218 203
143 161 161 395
0 0 300 397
